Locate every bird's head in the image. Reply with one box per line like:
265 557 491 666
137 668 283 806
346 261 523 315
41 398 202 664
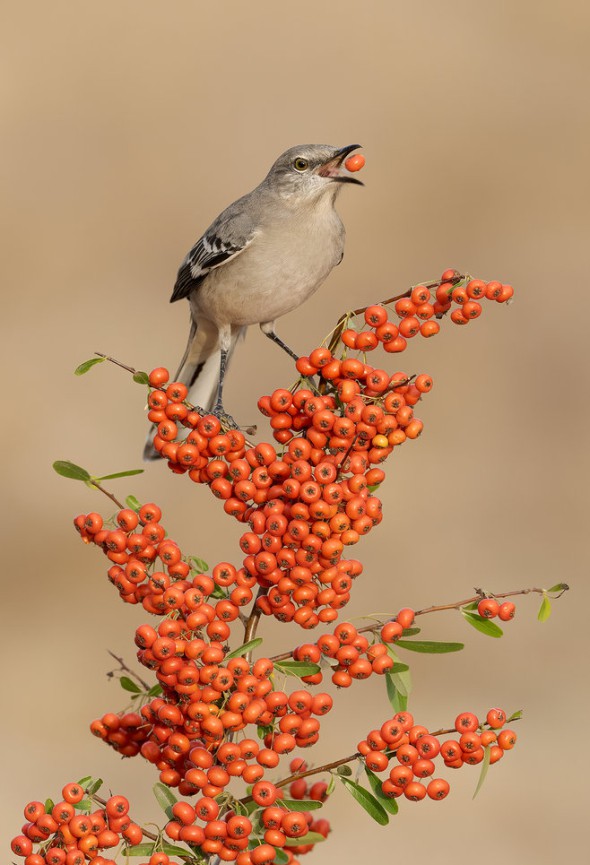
264 144 364 201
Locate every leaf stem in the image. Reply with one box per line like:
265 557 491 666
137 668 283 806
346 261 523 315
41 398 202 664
89 480 125 510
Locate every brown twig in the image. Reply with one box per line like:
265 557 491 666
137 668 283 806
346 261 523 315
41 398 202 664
243 587 267 661
325 273 465 356
89 480 125 511
95 352 257 440
240 714 522 803
267 584 568 662
107 650 151 692
94 352 139 376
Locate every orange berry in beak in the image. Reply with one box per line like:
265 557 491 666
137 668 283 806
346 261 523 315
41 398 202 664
344 153 365 172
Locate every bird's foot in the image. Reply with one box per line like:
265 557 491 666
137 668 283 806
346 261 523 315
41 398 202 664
211 403 240 430
210 404 257 436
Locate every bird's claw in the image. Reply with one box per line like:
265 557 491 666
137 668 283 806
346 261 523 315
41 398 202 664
211 404 241 431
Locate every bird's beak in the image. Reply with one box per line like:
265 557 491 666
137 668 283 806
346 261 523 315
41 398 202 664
317 144 364 185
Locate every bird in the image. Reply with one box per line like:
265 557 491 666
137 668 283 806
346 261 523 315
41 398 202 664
144 143 363 460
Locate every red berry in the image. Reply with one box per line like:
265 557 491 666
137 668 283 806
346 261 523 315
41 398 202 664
498 601 516 621
477 598 499 619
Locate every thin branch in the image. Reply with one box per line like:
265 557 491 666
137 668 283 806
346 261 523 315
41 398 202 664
267 584 568 663
94 352 138 376
95 352 257 440
240 714 522 803
107 650 151 691
243 587 267 662
413 586 559 617
89 480 125 510
325 273 465 355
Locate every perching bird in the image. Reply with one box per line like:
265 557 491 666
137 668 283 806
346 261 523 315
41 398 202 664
144 143 363 460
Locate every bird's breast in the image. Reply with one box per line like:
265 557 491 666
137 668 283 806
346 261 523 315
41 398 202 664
192 204 345 328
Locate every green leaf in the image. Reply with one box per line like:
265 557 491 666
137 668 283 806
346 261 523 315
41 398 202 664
94 469 144 481
336 765 352 777
390 662 410 673
385 671 407 713
133 371 150 385
44 798 55 813
274 660 321 678
461 601 479 612
224 638 264 660
120 676 142 694
153 781 177 819
162 844 193 857
277 798 323 811
401 627 421 637
257 724 274 740
538 595 552 622
385 647 413 700
125 495 142 512
74 357 106 376
461 610 503 638
340 778 389 825
52 460 91 481
274 849 290 865
77 776 93 788
284 832 326 846
85 778 103 795
472 745 491 799
189 556 209 573
77 798 93 813
547 582 569 594
365 767 399 815
326 774 336 796
507 708 523 722
147 683 163 697
367 483 381 493
395 639 464 654
124 844 156 857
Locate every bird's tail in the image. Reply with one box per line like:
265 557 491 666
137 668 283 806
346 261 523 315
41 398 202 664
143 317 244 461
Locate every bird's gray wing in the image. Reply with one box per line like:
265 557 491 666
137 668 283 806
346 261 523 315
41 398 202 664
170 198 258 302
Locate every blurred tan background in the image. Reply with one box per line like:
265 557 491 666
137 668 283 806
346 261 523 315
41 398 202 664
1 1 588 861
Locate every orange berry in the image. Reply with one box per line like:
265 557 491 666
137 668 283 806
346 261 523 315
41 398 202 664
498 729 517 750
345 153 365 172
427 778 450 800
477 598 499 619
420 320 440 337
486 708 506 729
149 367 170 387
498 601 516 620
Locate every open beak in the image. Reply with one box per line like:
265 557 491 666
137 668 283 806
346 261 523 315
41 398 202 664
317 144 364 185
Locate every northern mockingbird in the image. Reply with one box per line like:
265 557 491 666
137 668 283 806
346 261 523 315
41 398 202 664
144 143 363 460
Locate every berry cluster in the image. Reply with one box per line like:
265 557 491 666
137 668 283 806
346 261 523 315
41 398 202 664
141 366 430 626
11 786 140 865
91 638 335 788
332 271 513 354
18 269 522 865
357 708 517 804
160 757 330 865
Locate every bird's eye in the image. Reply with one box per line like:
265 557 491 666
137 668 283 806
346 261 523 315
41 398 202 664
293 157 309 172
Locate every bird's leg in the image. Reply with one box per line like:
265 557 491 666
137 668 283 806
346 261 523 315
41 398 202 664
260 321 299 362
210 328 239 429
210 348 238 429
